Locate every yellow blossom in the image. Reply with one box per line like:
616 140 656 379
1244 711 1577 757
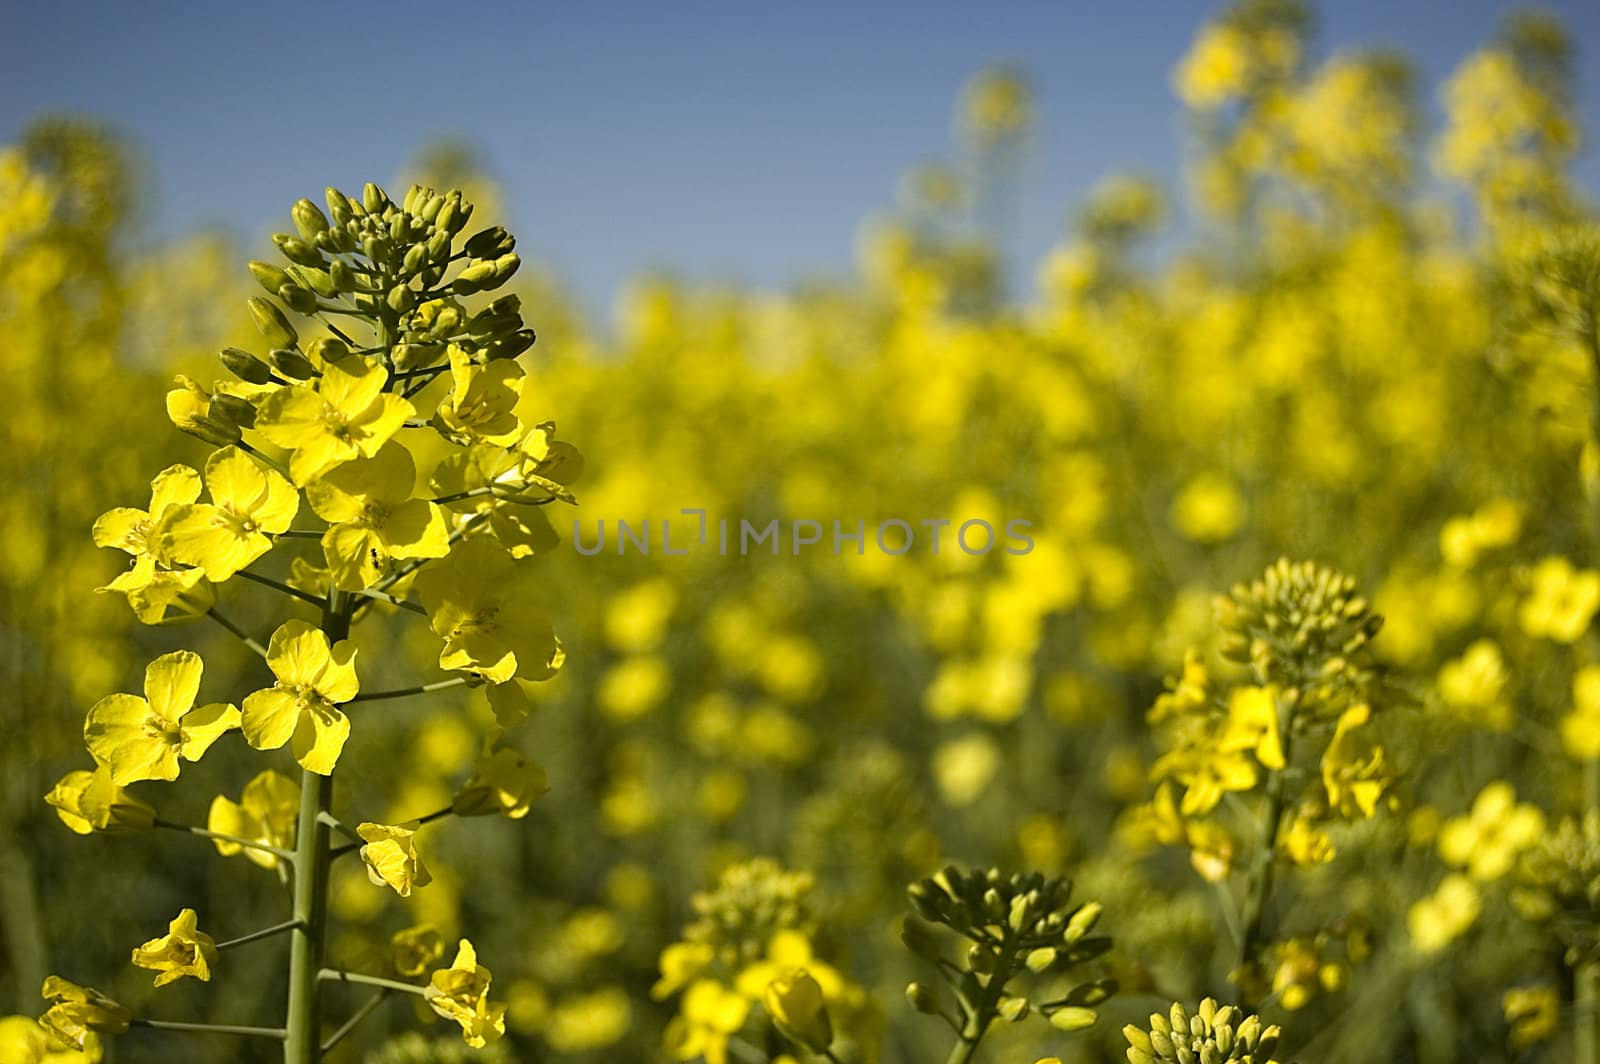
452 745 549 818
305 441 448 590
39 979 129 1052
255 355 414 485
130 909 218 987
91 464 199 570
416 535 562 684
1518 555 1600 642
1408 874 1480 954
666 980 748 1064
1561 665 1600 760
1504 986 1560 1049
1320 704 1389 818
357 821 432 896
652 942 714 1000
44 767 155 835
1437 781 1545 880
240 620 359 774
157 446 298 580
207 769 298 869
424 940 506 1047
1219 685 1285 769
432 347 525 444
392 924 446 978
83 651 239 784
0 1013 99 1063
1436 639 1512 731
764 968 833 1053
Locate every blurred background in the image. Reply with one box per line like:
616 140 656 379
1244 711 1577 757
5 1 1600 1061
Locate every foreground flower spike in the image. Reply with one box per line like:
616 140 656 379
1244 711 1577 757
423 940 506 1047
240 620 358 774
82 651 239 784
357 822 432 896
1122 998 1286 1064
39 978 130 1051
132 909 219 987
54 178 575 1059
764 968 833 1054
158 446 298 580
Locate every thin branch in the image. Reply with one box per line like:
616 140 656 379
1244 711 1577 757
320 988 391 1053
349 677 468 704
205 608 268 658
153 818 295 862
129 1018 286 1040
318 811 361 844
318 969 426 996
235 440 292 479
274 529 326 540
330 807 454 859
345 587 427 615
237 569 328 609
215 919 304 952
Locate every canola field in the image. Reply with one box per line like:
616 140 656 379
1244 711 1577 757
3 2 1600 1062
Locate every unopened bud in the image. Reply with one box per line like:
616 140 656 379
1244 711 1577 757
270 348 319 380
292 198 330 240
220 347 274 384
248 297 298 347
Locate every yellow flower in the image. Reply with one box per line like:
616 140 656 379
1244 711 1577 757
357 822 432 896
0 1013 99 1063
416 536 562 684
391 924 445 978
1153 742 1258 816
1518 555 1600 643
1280 814 1334 866
83 651 240 784
39 978 129 1052
652 942 714 1000
1171 473 1244 543
432 347 525 444
1320 704 1389 818
666 980 748 1064
764 968 833 1053
158 447 298 581
1436 639 1512 731
207 769 298 869
91 465 214 624
1148 648 1211 722
424 940 506 1047
1562 665 1600 760
44 767 155 835
1408 874 1480 954
306 441 448 590
1437 781 1545 880
452 745 549 819
240 620 359 775
131 909 218 987
91 463 199 569
1219 685 1285 769
1504 986 1560 1049
255 355 414 485
1439 498 1521 568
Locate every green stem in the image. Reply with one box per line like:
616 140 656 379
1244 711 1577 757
215 919 303 952
1235 698 1295 1009
130 1018 286 1039
205 608 269 658
944 943 1014 1064
318 969 427 996
349 677 468 704
319 989 390 1053
284 592 348 1063
153 819 295 862
1580 758 1600 1064
238 569 329 609
345 587 427 614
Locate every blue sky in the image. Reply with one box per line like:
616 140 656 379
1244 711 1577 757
5 1 1599 319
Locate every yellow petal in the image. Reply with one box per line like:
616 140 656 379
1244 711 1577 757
291 704 351 774
351 393 416 456
266 619 332 686
323 523 386 590
204 447 269 513
181 702 241 761
149 463 204 513
384 500 450 559
241 689 301 752
92 507 152 553
143 650 203 722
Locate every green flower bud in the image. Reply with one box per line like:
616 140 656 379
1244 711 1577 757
291 265 337 297
484 329 537 361
325 224 358 254
272 233 323 267
1063 902 1102 943
1025 947 1057 972
219 347 274 384
419 193 446 223
210 392 257 429
906 982 941 1015
329 259 357 293
326 187 354 226
389 211 410 244
270 348 319 380
306 337 350 364
248 297 298 347
402 242 428 275
900 919 942 963
277 283 318 314
451 260 497 294
997 996 1029 1022
402 184 427 214
363 234 395 266
388 284 416 314
292 198 330 240
465 226 516 259
248 260 292 294
1049 1006 1097 1031
363 182 390 214
492 251 521 285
